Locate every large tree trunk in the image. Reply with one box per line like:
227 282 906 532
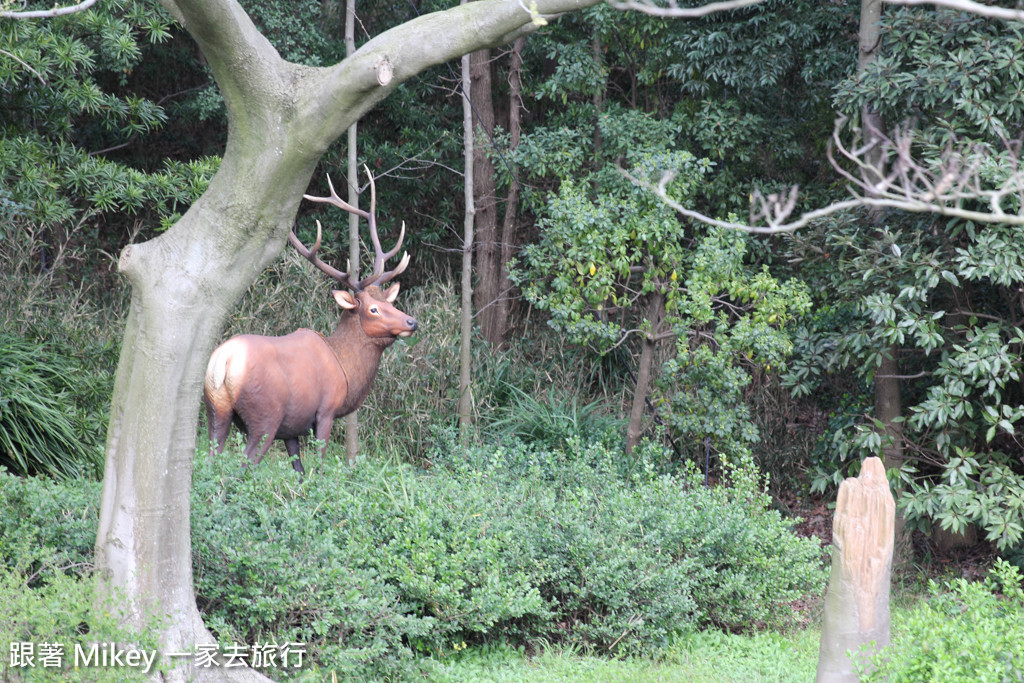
470 48 505 345
93 1 601 679
97 155 316 683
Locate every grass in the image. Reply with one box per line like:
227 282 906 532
434 628 821 682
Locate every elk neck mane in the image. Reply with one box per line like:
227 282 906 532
321 288 397 405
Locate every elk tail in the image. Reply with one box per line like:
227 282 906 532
205 342 234 391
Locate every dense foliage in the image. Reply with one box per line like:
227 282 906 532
0 437 826 681
0 471 157 682
858 559 1024 682
784 9 1024 552
0 1 217 234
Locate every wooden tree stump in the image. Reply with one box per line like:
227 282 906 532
816 456 895 682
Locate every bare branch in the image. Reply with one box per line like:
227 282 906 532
623 117 1024 234
0 48 46 83
606 0 764 17
0 0 97 18
885 0 1024 22
607 0 1024 22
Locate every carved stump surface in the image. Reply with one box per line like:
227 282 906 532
816 456 895 683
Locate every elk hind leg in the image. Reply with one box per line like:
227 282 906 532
284 438 305 475
205 397 232 456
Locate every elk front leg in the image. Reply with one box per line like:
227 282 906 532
314 416 334 461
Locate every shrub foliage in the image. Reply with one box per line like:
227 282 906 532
0 434 826 681
188 435 824 679
858 559 1024 683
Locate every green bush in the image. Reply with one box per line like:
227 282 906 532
191 434 825 679
0 469 156 683
858 559 1024 683
0 559 160 683
0 467 100 569
0 435 825 682
429 436 826 647
191 445 438 681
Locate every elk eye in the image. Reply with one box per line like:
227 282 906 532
369 306 379 315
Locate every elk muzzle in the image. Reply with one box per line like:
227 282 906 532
399 318 418 338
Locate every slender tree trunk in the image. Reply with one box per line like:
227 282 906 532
470 47 505 345
493 36 527 339
459 31 475 432
858 0 886 189
874 348 906 557
858 0 908 564
626 290 665 455
591 33 603 164
344 0 360 464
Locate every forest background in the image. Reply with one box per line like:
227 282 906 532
2 0 1024 680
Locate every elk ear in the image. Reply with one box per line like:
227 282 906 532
333 290 358 310
383 283 401 302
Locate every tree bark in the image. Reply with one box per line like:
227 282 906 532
493 36 527 340
344 0 360 464
874 348 907 561
470 48 504 345
94 0 602 679
857 0 909 564
858 0 886 191
625 290 665 455
459 28 476 433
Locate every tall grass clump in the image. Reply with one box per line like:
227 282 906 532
0 225 121 478
484 383 625 450
0 334 103 477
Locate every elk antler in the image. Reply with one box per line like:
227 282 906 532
293 166 411 291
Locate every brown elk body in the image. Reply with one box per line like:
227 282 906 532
204 169 416 473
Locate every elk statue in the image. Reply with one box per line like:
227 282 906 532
204 169 417 473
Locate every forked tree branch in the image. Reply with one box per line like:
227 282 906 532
622 116 1024 233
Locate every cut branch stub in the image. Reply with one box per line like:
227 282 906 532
294 166 410 291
